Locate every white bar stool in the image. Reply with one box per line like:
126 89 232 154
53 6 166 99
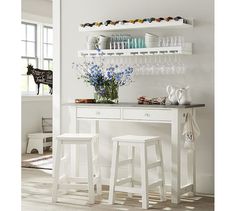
108 135 166 209
52 133 102 204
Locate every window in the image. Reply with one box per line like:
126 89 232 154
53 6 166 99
21 21 53 95
42 26 53 94
21 22 38 94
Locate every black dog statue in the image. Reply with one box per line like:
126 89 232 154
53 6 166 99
27 64 53 95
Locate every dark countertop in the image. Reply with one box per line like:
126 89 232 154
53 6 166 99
63 102 205 109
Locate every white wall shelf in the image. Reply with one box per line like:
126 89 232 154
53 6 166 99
78 19 193 32
78 43 192 58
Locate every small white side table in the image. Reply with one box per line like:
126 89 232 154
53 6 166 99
27 133 52 154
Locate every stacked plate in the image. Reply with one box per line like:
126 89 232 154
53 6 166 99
145 33 159 48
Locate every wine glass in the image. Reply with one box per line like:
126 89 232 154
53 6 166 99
165 55 172 74
133 56 141 75
154 56 160 75
177 36 185 47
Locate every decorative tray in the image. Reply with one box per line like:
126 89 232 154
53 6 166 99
75 99 96 103
137 96 167 105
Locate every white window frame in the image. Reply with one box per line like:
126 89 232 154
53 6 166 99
21 19 53 96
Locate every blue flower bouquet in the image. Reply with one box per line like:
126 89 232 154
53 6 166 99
73 55 133 103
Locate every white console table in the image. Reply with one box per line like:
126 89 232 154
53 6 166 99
64 103 205 204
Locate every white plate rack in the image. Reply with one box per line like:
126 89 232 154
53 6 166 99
78 43 192 58
78 19 193 32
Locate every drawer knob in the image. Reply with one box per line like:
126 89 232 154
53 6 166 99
144 113 150 117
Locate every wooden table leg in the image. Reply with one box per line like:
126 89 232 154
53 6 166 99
171 109 181 203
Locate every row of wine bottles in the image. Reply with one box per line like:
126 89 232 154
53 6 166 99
80 16 187 28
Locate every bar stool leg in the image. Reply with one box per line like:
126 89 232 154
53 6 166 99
96 168 102 196
155 140 166 201
52 140 62 203
94 137 102 195
128 145 135 198
140 143 149 209
108 141 120 204
87 142 95 204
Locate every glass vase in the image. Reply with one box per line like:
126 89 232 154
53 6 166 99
94 85 119 104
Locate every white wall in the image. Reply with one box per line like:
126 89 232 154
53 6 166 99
21 97 52 153
22 0 52 23
21 0 53 154
22 0 52 19
59 0 214 194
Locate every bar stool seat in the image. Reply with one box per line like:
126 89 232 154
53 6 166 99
112 135 160 143
52 133 102 204
109 135 166 209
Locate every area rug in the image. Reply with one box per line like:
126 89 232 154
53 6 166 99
21 151 53 170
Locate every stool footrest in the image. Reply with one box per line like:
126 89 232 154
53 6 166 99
148 179 163 189
65 176 99 184
116 177 132 186
180 184 193 195
118 159 133 167
147 161 161 169
133 180 141 186
44 142 52 147
66 177 88 183
60 156 67 162
115 186 141 194
59 183 88 190
59 174 66 182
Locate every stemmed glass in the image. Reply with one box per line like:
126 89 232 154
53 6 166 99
143 56 152 75
118 56 124 69
165 55 173 74
149 57 155 75
133 56 142 75
175 56 184 74
177 36 185 47
106 53 187 76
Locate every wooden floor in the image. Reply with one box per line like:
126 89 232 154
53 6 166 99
22 168 214 211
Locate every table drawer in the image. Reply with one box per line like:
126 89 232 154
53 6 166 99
123 108 172 121
77 107 121 119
